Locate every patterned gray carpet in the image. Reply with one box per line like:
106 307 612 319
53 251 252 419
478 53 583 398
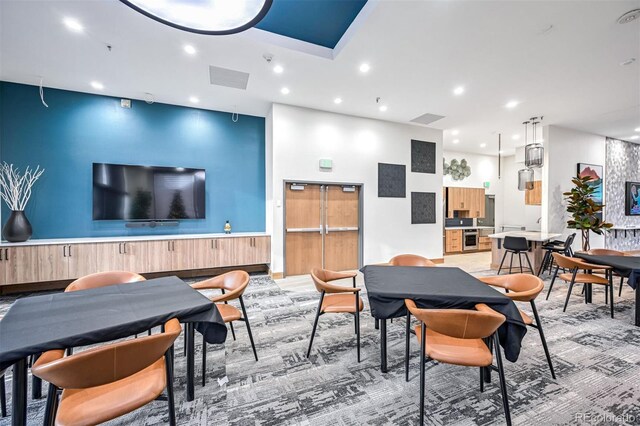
1 270 639 426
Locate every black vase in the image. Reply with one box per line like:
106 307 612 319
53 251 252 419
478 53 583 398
2 210 33 242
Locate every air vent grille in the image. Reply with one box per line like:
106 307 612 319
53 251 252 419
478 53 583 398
410 113 446 126
209 66 250 90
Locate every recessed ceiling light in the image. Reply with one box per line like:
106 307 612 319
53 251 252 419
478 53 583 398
635 127 640 132
184 44 196 55
63 17 83 32
453 86 465 96
480 143 487 148
280 87 290 95
334 97 342 104
379 105 388 112
629 135 640 140
453 139 460 144
359 63 370 73
189 96 199 103
90 81 104 90
273 65 284 74
505 100 519 109
512 134 520 140
451 129 459 136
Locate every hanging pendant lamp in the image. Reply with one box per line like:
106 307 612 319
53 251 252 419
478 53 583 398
525 117 544 168
518 168 534 191
120 0 273 35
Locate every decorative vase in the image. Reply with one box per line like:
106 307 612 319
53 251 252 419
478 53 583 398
224 220 231 234
2 210 33 242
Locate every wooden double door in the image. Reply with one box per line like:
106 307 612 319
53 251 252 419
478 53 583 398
285 183 361 276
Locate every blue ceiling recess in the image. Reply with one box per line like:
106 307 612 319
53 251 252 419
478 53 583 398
255 0 368 49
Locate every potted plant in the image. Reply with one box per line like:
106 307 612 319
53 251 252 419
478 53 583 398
563 175 612 251
0 162 45 242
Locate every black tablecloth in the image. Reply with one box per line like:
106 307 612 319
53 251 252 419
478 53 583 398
575 254 640 289
361 265 527 362
0 276 227 369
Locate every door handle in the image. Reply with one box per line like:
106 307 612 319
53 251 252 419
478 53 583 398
286 228 323 233
325 227 359 232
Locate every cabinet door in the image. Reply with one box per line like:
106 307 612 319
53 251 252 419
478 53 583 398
252 236 271 264
34 245 69 282
147 241 174 273
192 239 213 270
170 239 194 271
214 238 237 267
67 243 99 279
470 188 485 218
95 243 125 273
2 246 42 285
121 241 148 274
233 237 254 265
445 230 462 253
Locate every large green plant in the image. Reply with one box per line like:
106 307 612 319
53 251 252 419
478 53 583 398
563 175 613 251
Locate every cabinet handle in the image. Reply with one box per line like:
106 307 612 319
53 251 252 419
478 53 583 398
6 248 8 260
215 240 218 249
0 248 2 261
63 245 67 257
172 241 175 251
123 243 127 254
168 241 171 252
68 245 72 257
118 243 122 254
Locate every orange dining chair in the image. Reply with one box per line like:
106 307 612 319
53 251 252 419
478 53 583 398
307 269 363 362
389 254 436 267
479 274 555 379
64 271 146 292
404 300 511 425
33 318 181 426
585 249 627 296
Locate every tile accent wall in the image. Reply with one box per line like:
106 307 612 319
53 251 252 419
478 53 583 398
605 139 640 251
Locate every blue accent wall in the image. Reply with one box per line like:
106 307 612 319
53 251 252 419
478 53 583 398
0 82 266 239
256 0 367 49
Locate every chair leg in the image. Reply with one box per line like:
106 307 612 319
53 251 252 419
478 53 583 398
355 295 361 363
493 335 512 426
375 319 379 330
538 251 550 276
0 375 6 418
43 383 59 426
307 292 324 358
479 367 484 393
524 253 534 275
405 310 411 382
518 252 524 274
619 276 624 297
563 272 578 312
508 251 514 274
546 266 560 300
609 274 615 319
497 251 508 275
239 297 258 362
201 335 207 387
530 301 556 379
164 348 176 426
229 321 236 341
419 323 426 426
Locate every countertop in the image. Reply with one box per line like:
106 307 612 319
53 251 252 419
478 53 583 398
445 226 495 230
488 231 562 242
0 232 270 247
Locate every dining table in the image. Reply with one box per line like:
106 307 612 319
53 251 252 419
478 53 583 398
361 265 527 373
0 276 227 426
574 253 640 326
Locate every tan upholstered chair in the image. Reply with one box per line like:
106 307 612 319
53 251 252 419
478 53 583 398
585 249 627 296
479 274 555 379
404 300 511 425
32 318 181 426
307 269 362 362
389 254 436 267
191 271 257 384
65 271 146 292
549 253 614 318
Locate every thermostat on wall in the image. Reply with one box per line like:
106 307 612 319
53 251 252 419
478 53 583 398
319 158 333 170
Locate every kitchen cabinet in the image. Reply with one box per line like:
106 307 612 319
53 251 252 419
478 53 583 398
445 230 463 253
1 246 41 284
95 241 148 274
479 236 492 251
525 181 542 205
446 187 486 218
235 236 271 265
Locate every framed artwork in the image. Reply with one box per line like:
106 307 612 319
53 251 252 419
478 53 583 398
378 163 406 198
411 192 436 224
577 163 603 219
411 140 436 174
625 181 640 216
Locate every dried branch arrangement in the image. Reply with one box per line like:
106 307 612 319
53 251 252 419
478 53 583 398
0 162 45 211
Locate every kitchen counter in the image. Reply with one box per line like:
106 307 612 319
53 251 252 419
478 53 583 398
488 231 561 242
445 226 495 230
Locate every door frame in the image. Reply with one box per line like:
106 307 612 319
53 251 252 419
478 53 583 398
282 179 364 278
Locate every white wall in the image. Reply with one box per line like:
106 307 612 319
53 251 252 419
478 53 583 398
542 125 606 250
268 104 443 274
502 155 543 231
443 151 502 227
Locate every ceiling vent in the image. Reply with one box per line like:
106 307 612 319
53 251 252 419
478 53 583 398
209 66 250 90
410 113 446 126
617 9 640 24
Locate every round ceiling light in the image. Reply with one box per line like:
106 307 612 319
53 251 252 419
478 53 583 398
120 0 273 35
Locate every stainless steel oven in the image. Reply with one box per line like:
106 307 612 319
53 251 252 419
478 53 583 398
463 229 478 251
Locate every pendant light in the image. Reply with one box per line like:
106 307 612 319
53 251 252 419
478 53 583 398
518 168 534 191
120 0 273 35
525 117 544 168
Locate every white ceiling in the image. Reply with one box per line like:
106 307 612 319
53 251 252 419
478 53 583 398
1 0 639 155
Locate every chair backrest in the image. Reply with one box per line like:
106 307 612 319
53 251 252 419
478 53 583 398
389 254 436 267
405 299 505 339
217 270 250 294
503 236 528 251
310 268 357 294
551 253 582 269
586 248 625 256
564 233 576 255
479 274 544 302
65 271 146 292
32 318 181 389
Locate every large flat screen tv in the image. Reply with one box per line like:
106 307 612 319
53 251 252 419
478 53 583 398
93 163 205 221
625 181 640 216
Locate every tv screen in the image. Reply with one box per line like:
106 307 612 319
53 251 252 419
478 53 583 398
93 163 205 221
625 181 640 216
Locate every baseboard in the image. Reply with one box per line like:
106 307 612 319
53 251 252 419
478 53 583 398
271 272 284 280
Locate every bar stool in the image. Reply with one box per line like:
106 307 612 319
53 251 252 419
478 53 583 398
498 236 534 275
538 233 575 277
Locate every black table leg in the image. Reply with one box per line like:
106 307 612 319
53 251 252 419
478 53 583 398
635 285 639 327
31 353 42 399
380 319 387 373
186 322 195 401
12 358 27 426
